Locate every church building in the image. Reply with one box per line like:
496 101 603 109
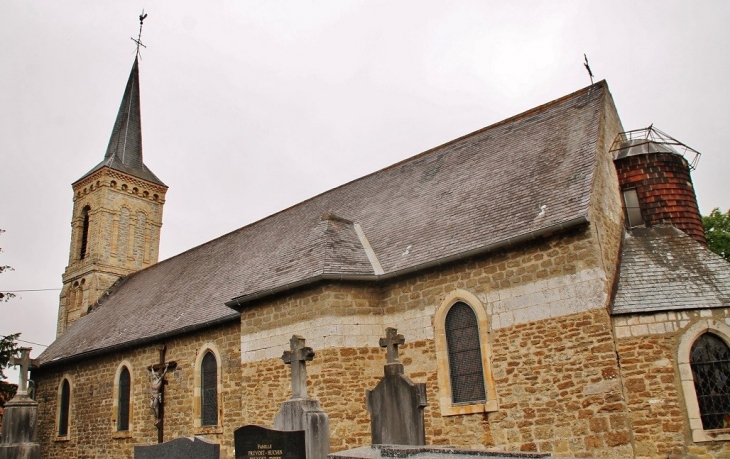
31 56 730 458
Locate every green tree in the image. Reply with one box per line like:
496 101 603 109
703 208 730 262
0 333 20 405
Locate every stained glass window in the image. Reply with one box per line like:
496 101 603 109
118 367 131 431
201 352 218 426
446 302 486 404
691 333 730 430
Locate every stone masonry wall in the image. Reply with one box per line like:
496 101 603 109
59 167 166 335
239 308 630 457
614 309 730 459
35 321 241 459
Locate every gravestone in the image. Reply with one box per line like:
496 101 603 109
273 335 330 459
0 347 40 459
134 436 219 459
366 328 427 446
234 424 305 459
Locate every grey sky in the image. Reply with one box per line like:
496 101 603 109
1 1 729 382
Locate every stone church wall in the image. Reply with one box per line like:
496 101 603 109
35 321 242 459
614 308 730 458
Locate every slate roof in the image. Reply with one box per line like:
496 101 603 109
612 226 730 314
38 82 609 366
76 57 166 187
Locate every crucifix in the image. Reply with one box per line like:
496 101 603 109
147 345 177 443
281 335 315 399
8 347 38 398
379 327 405 364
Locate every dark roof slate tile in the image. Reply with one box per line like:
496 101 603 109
612 226 730 315
38 82 608 365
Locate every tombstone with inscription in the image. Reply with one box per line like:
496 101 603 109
234 424 305 459
366 328 427 446
273 335 330 459
0 347 40 459
133 436 219 459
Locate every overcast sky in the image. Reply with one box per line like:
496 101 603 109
2 1 729 382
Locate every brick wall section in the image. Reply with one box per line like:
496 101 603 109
614 152 706 245
614 309 730 458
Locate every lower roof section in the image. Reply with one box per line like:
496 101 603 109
612 226 730 315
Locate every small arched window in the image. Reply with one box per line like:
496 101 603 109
201 351 218 426
117 367 131 431
79 206 91 260
58 379 71 436
446 302 486 404
690 333 730 430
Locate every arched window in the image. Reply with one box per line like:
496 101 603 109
434 290 497 416
201 351 218 426
58 378 71 436
690 333 730 430
117 367 131 431
446 302 486 404
79 205 91 259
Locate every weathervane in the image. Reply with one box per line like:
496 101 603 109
583 54 594 85
131 9 149 57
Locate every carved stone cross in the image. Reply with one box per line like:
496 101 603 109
146 345 178 443
8 347 38 396
281 335 315 399
379 327 405 364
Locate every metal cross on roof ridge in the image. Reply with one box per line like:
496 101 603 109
281 335 315 399
8 347 39 396
131 9 148 57
380 327 405 364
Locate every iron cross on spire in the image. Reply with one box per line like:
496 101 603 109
281 335 315 399
131 10 149 57
8 347 39 397
380 327 405 364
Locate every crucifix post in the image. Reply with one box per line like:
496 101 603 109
8 347 38 398
281 335 315 399
147 345 177 443
379 327 405 364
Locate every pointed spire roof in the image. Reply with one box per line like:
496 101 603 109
76 57 166 187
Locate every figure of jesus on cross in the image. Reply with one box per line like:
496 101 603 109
147 345 177 442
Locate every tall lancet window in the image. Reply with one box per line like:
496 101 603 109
201 351 218 426
79 205 91 260
58 378 71 436
691 333 730 430
117 367 131 431
446 302 486 404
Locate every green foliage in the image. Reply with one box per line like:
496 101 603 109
0 333 20 405
703 208 730 262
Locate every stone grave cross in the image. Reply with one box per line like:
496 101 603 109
146 345 178 443
281 335 315 399
379 327 405 364
8 347 38 397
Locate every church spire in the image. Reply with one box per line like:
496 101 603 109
106 56 144 169
76 57 165 186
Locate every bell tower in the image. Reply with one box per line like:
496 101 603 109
58 57 167 335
